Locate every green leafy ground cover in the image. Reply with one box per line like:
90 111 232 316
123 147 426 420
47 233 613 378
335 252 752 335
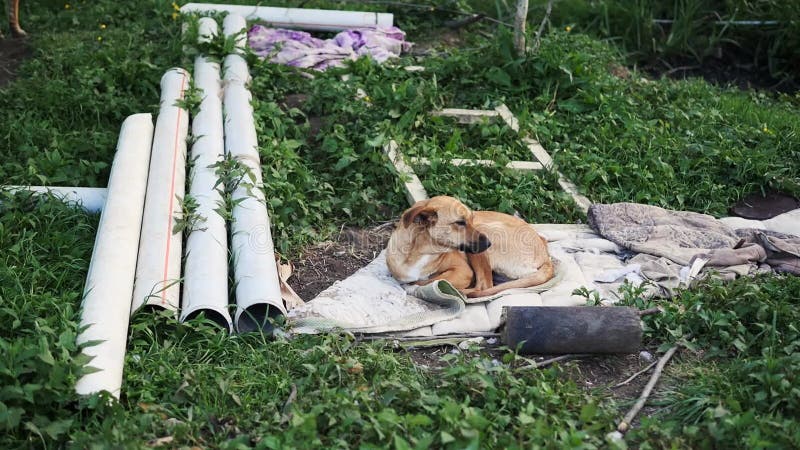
1 0 799 447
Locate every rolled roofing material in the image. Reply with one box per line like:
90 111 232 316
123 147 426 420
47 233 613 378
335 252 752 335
181 3 393 31
222 14 286 333
131 68 190 313
181 17 233 332
75 113 154 398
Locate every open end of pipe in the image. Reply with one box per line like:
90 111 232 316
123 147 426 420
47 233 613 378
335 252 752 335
236 304 283 334
140 304 174 315
185 309 233 333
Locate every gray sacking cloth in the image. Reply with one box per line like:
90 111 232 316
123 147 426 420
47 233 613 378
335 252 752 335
737 229 800 275
588 203 800 294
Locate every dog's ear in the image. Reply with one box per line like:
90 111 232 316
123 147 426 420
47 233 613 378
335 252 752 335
401 203 438 228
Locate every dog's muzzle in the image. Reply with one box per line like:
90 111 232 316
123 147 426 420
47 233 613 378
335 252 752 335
461 235 491 254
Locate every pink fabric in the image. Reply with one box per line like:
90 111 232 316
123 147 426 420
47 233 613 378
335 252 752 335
248 25 412 70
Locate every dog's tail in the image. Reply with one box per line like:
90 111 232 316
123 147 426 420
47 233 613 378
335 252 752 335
466 259 554 298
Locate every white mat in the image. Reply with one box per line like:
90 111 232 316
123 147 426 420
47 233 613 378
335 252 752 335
289 226 632 336
718 208 800 236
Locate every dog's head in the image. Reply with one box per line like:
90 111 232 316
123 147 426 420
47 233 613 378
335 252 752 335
400 196 491 253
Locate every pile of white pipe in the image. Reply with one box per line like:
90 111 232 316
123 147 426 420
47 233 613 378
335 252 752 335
11 7 395 399
181 3 393 31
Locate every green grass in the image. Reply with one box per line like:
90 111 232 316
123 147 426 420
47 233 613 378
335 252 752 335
416 164 583 223
1 0 800 448
540 76 800 214
402 116 532 161
0 0 184 186
525 0 800 80
619 275 800 448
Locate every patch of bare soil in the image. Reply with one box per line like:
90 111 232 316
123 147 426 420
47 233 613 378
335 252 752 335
642 51 798 94
409 28 468 56
562 353 667 426
0 37 31 88
287 225 394 301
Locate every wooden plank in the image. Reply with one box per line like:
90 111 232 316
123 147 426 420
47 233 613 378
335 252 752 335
383 140 428 205
494 104 520 132
507 160 543 170
523 138 592 213
410 157 543 171
431 108 500 125
557 177 593 213
522 137 553 168
427 105 593 214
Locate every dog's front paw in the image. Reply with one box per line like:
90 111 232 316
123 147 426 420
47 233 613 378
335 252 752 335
403 284 421 296
472 280 492 292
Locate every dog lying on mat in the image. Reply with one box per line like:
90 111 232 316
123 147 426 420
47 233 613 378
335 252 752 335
386 196 554 297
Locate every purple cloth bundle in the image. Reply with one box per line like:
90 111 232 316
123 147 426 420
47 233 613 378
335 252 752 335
248 25 412 70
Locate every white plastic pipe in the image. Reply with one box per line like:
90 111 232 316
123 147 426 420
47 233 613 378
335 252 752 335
181 18 234 332
223 14 286 333
0 186 107 213
181 3 393 31
131 68 190 313
75 114 154 398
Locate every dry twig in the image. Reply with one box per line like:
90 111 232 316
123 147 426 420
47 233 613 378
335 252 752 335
611 360 658 388
445 14 485 29
531 0 555 53
360 332 500 342
517 353 589 370
616 343 681 433
280 383 298 425
638 307 662 317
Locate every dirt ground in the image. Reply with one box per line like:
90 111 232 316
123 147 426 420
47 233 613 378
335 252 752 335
643 51 798 93
0 37 31 88
287 224 394 301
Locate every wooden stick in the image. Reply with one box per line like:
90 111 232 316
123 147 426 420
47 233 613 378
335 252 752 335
517 353 589 370
371 221 396 232
638 307 662 317
616 344 680 433
279 383 298 425
531 0 554 53
445 13 485 29
611 360 658 388
361 332 500 342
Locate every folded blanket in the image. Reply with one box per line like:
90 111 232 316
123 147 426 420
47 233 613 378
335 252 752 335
588 203 800 280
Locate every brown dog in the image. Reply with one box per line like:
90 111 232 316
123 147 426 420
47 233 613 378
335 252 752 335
386 196 554 297
2 0 25 38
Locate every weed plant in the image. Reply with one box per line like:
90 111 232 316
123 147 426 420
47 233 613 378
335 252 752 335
1 0 799 447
